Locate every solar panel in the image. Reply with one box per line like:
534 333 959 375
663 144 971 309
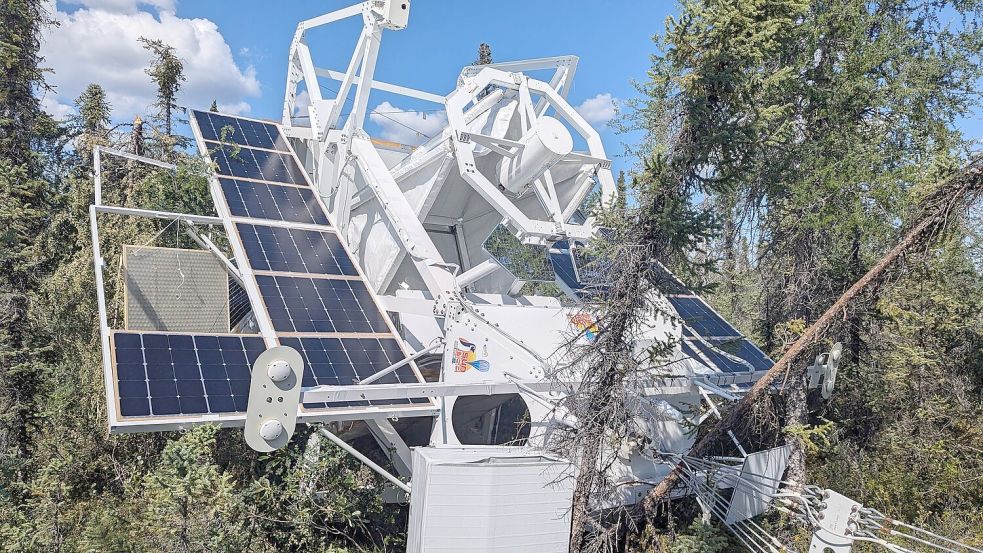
255 274 390 334
549 240 607 298
237 223 358 276
281 336 427 408
206 142 308 184
113 331 265 417
667 296 740 337
667 291 772 373
220 178 331 226
681 338 772 373
101 110 438 431
193 111 290 152
545 239 772 374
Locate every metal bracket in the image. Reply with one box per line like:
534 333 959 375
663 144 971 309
244 346 304 452
809 489 861 553
807 342 843 399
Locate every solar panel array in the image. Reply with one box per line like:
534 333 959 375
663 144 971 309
549 241 772 374
660 268 772 373
107 111 431 428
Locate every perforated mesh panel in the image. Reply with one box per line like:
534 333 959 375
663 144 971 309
124 245 230 333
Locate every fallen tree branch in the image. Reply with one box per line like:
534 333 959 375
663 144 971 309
641 155 983 514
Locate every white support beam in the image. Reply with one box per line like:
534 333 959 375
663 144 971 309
89 205 117 432
348 26 383 134
92 204 224 226
295 40 327 139
302 379 576 404
358 342 443 385
95 146 177 171
319 427 410 494
315 67 445 104
364 419 413 477
324 31 369 132
299 2 366 30
182 227 245 287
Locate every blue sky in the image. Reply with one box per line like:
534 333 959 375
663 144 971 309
41 0 981 175
42 0 674 176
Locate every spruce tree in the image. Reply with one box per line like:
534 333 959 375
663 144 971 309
139 37 185 154
0 0 57 461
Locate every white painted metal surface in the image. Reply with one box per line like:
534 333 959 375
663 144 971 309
724 445 791 524
407 446 574 553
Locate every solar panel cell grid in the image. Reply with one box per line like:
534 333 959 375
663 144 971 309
193 111 290 152
667 296 740 337
208 143 308 185
280 336 426 408
237 223 358 276
256 275 390 334
220 178 331 226
114 332 266 417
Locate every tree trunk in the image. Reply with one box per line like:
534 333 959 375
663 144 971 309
781 367 809 485
641 158 983 513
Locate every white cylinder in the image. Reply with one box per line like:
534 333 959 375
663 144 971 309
499 116 573 195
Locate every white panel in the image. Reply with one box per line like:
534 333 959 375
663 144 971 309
725 445 791 524
407 446 573 553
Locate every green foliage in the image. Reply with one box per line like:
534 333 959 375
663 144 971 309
624 0 983 548
670 521 732 553
139 36 186 148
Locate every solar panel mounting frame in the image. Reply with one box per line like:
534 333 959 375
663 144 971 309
99 111 438 433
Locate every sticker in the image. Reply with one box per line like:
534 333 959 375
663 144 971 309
453 338 491 372
568 313 599 342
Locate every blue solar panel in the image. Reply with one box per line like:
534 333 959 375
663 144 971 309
667 296 740 337
280 336 427 409
193 111 289 152
207 143 307 184
543 236 772 374
682 338 771 373
112 331 429 420
176 110 434 421
113 332 265 417
237 223 358 276
220 178 330 226
550 240 608 298
255 275 390 334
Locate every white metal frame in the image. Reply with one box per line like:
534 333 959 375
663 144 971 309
88 4 790 523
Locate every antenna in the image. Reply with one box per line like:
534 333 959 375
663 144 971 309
84 5 977 553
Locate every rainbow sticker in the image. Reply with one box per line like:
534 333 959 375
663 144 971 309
568 313 599 342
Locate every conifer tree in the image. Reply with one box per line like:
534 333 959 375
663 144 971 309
73 84 111 165
474 42 492 65
139 37 185 153
0 0 57 460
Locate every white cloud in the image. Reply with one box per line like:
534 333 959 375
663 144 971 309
368 101 447 146
40 94 74 121
575 93 619 126
61 0 176 14
40 1 260 122
292 89 311 117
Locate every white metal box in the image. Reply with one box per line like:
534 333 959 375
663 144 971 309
407 446 574 553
